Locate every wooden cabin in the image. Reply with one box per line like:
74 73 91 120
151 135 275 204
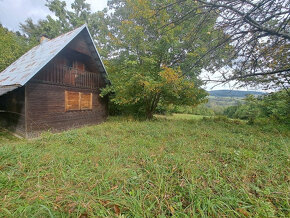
0 24 109 138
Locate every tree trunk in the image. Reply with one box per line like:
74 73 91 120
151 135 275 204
146 110 154 120
145 93 161 120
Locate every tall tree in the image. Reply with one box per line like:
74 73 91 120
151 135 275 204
100 0 223 118
163 0 290 90
0 24 34 72
20 0 92 40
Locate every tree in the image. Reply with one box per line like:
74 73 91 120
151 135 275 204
102 64 207 119
163 0 290 90
20 0 92 40
260 90 290 121
0 24 35 72
223 90 290 123
100 0 221 119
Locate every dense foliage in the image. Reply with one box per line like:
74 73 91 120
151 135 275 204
100 0 224 118
102 66 207 119
224 90 290 123
0 24 35 72
160 104 216 116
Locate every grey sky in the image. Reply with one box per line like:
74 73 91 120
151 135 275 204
0 0 108 31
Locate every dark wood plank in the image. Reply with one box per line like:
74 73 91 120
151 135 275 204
25 82 108 137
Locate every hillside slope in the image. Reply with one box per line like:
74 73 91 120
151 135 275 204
209 90 265 98
0 116 289 217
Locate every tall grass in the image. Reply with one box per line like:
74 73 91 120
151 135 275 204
0 115 289 217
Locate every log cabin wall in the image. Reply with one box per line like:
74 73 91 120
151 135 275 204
25 81 108 137
0 87 26 136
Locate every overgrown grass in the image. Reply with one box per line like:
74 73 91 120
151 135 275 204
0 115 289 217
155 113 208 120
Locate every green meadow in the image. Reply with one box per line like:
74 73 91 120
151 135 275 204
0 115 289 217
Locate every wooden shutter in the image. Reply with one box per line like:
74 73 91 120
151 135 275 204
65 91 80 111
80 93 92 110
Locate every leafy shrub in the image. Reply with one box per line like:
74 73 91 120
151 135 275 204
223 90 290 124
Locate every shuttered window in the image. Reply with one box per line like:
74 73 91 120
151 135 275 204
65 91 92 111
65 91 80 111
80 93 92 110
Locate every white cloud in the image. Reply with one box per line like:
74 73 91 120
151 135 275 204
0 0 48 31
0 0 107 31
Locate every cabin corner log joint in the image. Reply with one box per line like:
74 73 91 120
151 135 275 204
0 24 109 138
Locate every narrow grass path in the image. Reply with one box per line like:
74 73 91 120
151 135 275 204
0 116 289 217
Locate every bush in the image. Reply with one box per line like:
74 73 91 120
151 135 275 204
223 90 290 124
223 105 239 118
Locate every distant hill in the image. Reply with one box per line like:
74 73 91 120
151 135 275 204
208 90 265 98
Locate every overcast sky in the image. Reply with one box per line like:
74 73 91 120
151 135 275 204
0 0 108 31
0 0 263 91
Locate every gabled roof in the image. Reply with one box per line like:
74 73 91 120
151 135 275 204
0 24 107 96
